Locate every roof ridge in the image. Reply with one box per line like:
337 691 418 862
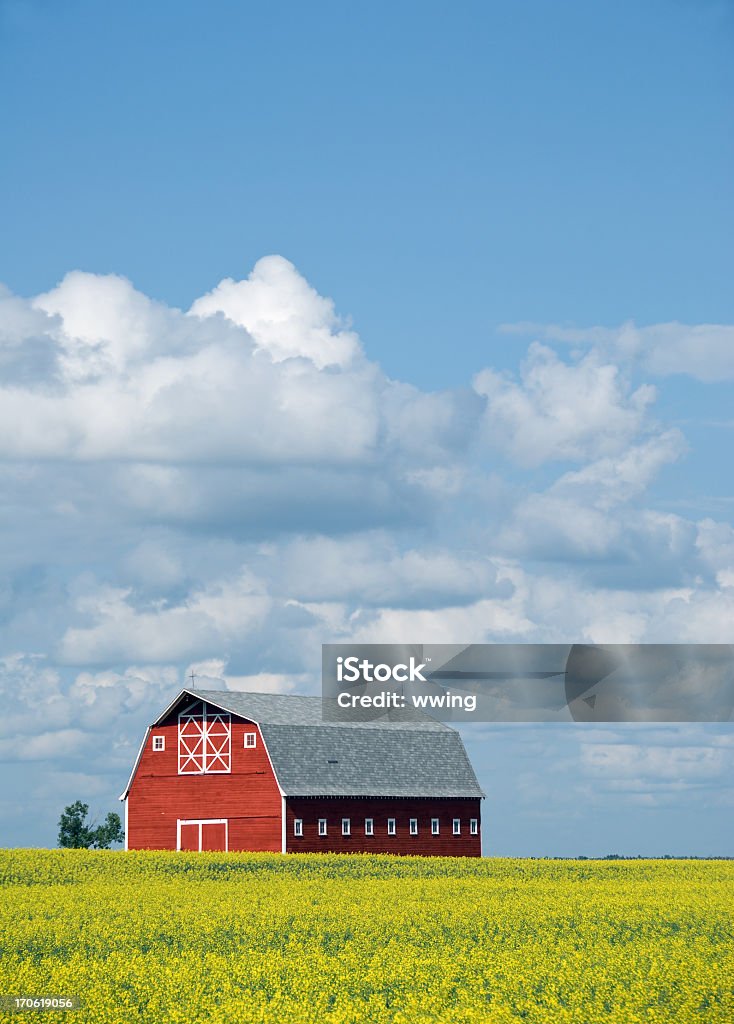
185 687 455 732
193 688 325 700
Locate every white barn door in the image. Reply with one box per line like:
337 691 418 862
177 819 228 852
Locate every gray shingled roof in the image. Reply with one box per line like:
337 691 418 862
183 689 484 799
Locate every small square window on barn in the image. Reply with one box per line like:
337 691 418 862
152 735 165 752
470 818 478 835
431 818 440 835
294 818 303 837
387 818 396 836
453 818 461 835
342 818 351 836
364 818 374 836
244 732 256 748
318 818 327 836
409 818 418 835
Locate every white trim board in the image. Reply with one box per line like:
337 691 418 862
176 818 229 852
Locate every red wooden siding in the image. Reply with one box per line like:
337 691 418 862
285 797 482 857
127 714 282 852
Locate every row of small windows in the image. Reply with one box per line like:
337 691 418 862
152 732 257 752
294 817 479 837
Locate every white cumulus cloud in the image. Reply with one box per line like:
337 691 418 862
501 320 734 382
189 255 361 368
474 343 656 466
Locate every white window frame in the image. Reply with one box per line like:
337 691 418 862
387 817 396 836
342 818 351 836
409 818 418 836
470 818 478 835
318 818 327 836
244 732 257 748
453 818 461 835
176 818 228 852
364 818 374 836
431 817 440 835
294 818 303 837
152 735 165 752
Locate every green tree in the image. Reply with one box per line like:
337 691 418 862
58 801 94 848
57 802 124 849
92 812 125 849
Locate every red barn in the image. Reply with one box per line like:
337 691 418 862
121 688 484 856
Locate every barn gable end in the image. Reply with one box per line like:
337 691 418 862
124 692 283 853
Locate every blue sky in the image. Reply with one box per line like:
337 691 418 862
0 0 732 853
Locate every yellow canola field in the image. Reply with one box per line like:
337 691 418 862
0 851 732 1023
